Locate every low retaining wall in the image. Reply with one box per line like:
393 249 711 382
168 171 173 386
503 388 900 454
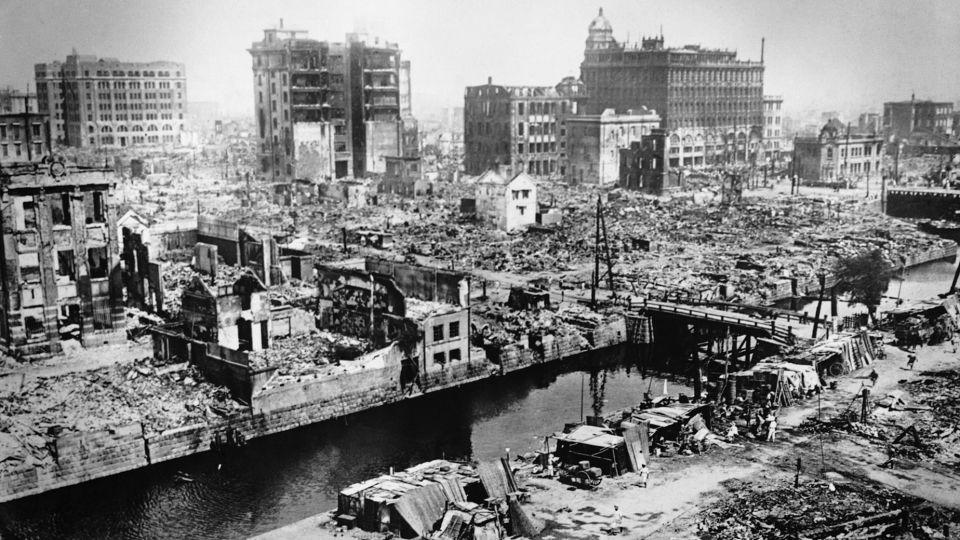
0 423 148 502
0 316 628 504
887 189 960 220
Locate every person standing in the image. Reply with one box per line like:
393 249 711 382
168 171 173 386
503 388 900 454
638 464 650 488
766 414 778 442
951 333 958 354
614 505 624 534
907 353 918 370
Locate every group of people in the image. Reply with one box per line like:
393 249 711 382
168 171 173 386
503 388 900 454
718 386 782 443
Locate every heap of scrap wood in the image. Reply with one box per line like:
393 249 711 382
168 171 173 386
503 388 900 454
698 478 959 539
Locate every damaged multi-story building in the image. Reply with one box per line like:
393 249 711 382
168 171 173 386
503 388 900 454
34 53 187 148
566 107 660 185
463 76 587 177
249 22 418 184
580 8 765 169
0 116 124 358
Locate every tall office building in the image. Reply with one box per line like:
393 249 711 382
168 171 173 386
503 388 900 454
249 23 416 181
579 9 764 167
35 54 186 148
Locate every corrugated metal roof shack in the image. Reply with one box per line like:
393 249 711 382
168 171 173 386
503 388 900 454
336 458 522 538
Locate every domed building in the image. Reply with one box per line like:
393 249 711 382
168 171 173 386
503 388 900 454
586 8 616 50
580 8 766 170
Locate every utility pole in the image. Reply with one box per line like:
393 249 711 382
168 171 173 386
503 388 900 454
844 122 851 189
812 273 826 339
592 196 615 307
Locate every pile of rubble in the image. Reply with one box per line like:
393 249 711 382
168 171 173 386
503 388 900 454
160 262 247 317
470 302 597 347
896 369 960 469
0 357 244 473
248 330 373 373
795 410 889 440
698 478 959 539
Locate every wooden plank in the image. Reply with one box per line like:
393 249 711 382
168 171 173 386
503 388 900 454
638 419 650 465
621 422 643 472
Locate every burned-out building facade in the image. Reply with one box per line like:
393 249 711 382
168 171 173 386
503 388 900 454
0 150 124 358
181 272 272 352
463 77 586 177
249 23 417 183
566 107 660 185
315 258 476 381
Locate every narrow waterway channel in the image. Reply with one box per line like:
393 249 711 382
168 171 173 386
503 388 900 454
1 257 956 539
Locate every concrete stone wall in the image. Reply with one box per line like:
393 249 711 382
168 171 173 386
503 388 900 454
887 189 960 220
0 423 147 502
1 317 629 504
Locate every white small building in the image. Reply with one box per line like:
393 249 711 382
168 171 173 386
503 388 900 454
475 170 537 232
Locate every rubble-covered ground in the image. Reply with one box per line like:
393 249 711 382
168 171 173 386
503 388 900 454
697 478 960 539
248 330 373 373
0 356 244 474
471 300 602 346
893 368 960 469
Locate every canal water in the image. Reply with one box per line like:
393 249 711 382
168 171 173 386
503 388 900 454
1 257 955 539
788 258 958 319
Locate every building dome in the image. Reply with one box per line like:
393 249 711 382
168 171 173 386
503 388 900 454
589 8 612 33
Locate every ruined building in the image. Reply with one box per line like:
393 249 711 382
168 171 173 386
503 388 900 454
580 9 765 167
0 88 38 115
316 258 475 384
463 76 587 177
793 119 884 184
0 119 124 358
883 97 953 140
249 23 417 183
34 54 186 148
566 107 660 185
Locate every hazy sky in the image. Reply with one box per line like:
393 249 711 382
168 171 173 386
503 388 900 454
2 0 959 119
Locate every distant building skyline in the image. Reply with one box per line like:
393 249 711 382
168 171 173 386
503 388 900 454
2 0 960 121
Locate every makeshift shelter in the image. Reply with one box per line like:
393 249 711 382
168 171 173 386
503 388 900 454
605 403 712 445
729 361 822 397
551 425 630 476
336 460 482 536
804 330 877 377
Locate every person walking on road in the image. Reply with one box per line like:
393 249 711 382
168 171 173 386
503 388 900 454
614 505 624 534
907 353 918 370
638 463 650 488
